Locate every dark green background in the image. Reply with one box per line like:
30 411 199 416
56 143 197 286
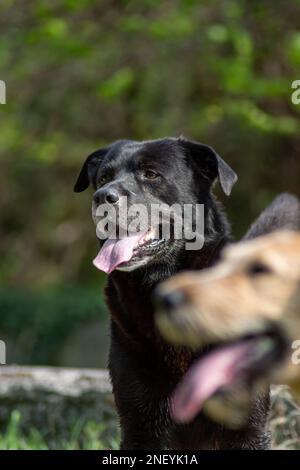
0 0 300 367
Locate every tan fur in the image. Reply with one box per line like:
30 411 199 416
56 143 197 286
156 231 300 400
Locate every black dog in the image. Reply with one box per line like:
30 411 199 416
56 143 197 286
74 137 270 449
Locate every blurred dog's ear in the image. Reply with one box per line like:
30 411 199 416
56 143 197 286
179 138 238 196
73 148 109 193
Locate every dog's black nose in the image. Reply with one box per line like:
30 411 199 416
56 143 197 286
157 290 186 312
93 188 119 205
105 189 119 204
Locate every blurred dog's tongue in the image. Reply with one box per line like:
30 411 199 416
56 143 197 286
93 232 146 274
171 340 257 423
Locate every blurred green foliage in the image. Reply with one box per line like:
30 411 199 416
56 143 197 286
0 287 106 365
0 0 300 290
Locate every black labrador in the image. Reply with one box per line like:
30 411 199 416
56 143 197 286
74 137 270 449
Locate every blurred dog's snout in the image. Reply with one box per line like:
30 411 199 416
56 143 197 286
155 289 187 312
93 188 120 206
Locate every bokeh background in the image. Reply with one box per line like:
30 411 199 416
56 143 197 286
1 0 300 371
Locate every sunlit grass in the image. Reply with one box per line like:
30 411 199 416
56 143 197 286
1 396 299 450
0 411 119 450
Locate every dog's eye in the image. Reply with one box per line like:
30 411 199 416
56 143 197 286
247 262 271 277
98 175 108 185
144 170 159 180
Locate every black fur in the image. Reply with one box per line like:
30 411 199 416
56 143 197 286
74 137 275 450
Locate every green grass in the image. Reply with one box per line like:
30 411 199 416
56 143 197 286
1 391 300 450
0 411 119 450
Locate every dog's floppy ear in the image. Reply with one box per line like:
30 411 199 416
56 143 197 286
73 148 109 193
179 138 238 196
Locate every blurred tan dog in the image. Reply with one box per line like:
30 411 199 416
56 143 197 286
156 231 300 427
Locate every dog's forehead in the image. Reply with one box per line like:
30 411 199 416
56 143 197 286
100 138 182 171
102 140 139 165
224 231 300 275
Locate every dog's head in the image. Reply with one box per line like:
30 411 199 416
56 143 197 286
74 138 237 274
156 230 300 346
155 230 300 427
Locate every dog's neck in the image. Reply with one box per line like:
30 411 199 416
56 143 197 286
106 197 231 350
106 234 228 371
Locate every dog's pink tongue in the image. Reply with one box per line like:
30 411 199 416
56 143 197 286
171 340 256 423
93 232 145 274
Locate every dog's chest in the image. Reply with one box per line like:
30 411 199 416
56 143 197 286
105 277 194 375
106 277 156 340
